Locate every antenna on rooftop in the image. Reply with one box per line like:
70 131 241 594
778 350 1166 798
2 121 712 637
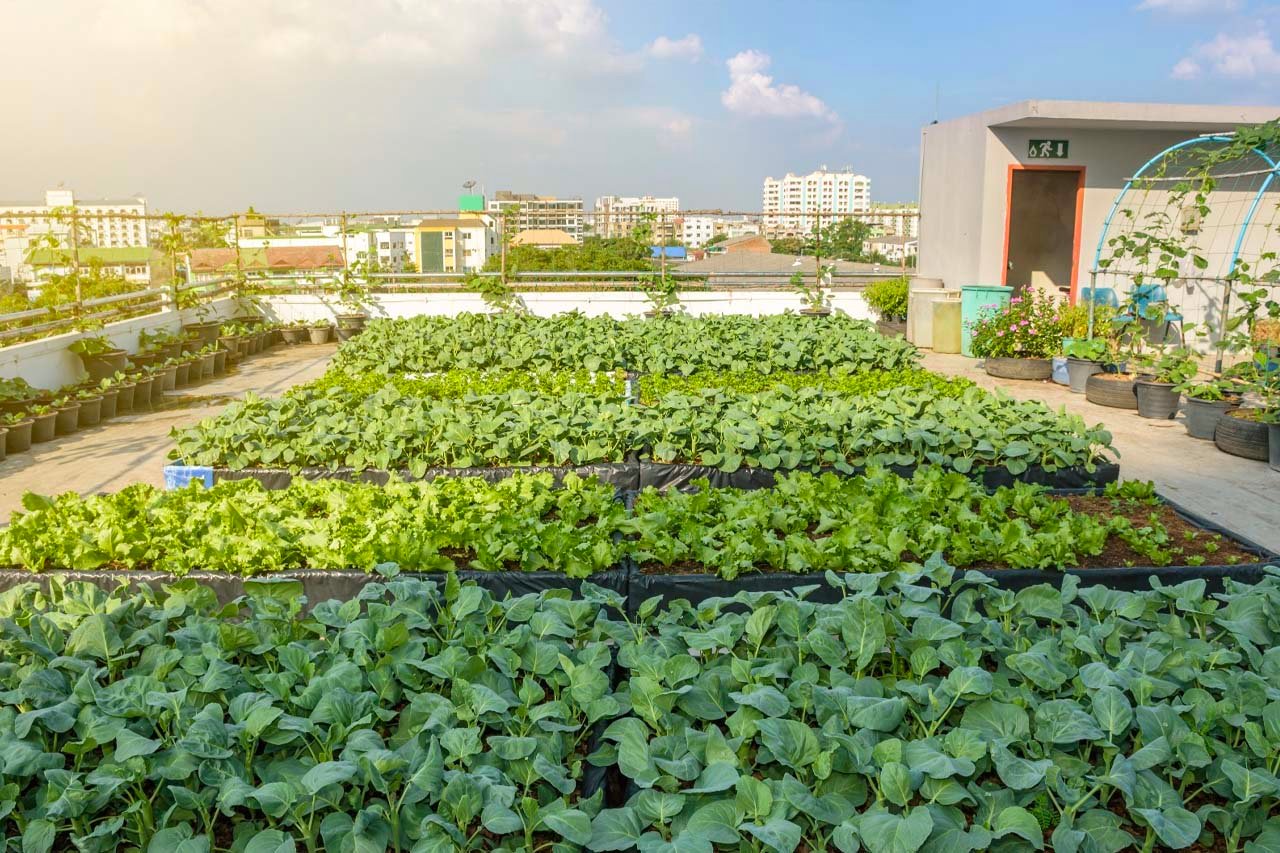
932 83 940 125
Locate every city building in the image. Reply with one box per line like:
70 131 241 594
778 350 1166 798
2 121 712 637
866 204 920 239
510 229 577 249
0 188 149 250
761 168 871 236
862 235 919 264
916 99 1280 303
371 230 412 271
594 195 679 240
415 218 498 273
680 214 761 249
26 246 170 286
487 191 584 242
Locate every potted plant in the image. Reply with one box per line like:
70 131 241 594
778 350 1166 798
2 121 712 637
172 356 192 388
308 321 334 344
139 328 183 361
864 276 908 337
182 301 222 345
69 334 128 381
0 377 39 415
281 320 309 345
1062 338 1109 393
970 291 1061 379
211 344 228 375
1176 378 1240 440
639 270 681 318
335 273 373 340
109 372 136 413
153 358 178 392
26 404 58 443
1132 346 1197 419
95 377 120 420
790 265 833 316
197 344 218 379
72 387 104 427
51 395 81 436
2 412 34 454
129 371 155 409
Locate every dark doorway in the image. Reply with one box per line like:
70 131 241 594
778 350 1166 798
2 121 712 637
1003 167 1083 298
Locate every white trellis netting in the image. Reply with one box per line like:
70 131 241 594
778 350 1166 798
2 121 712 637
1090 129 1280 367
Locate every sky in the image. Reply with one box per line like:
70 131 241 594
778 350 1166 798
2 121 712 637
3 0 1279 215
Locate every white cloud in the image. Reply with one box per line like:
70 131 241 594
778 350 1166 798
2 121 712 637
1138 0 1239 12
1171 28 1280 78
16 0 617 67
720 50 837 122
646 34 703 61
614 107 695 138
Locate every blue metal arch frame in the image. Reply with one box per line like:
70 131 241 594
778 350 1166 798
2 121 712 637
1087 134 1279 336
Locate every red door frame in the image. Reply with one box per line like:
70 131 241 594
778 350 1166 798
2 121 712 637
1000 164 1086 303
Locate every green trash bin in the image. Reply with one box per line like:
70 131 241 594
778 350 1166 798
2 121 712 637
960 285 1014 357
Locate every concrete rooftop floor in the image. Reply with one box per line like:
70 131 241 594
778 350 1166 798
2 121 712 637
923 351 1280 554
0 343 336 518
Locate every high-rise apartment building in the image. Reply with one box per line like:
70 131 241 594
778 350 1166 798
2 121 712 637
0 188 149 249
487 191 585 242
594 195 680 240
761 167 870 236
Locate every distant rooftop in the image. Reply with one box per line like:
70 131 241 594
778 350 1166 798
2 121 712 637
511 228 576 247
27 246 158 266
950 99 1280 132
191 246 344 272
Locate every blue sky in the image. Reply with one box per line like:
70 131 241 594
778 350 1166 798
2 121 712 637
2 0 1277 214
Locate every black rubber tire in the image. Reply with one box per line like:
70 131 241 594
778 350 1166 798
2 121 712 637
985 357 1052 380
1085 374 1137 409
1215 412 1270 462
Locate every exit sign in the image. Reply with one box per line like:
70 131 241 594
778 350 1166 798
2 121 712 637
1028 139 1069 159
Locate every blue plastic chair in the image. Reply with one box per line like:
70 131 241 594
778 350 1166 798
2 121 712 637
1119 284 1182 343
1082 287 1119 308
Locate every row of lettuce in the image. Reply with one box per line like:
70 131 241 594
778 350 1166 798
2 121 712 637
169 385 1111 476
327 312 922 375
0 472 1255 577
167 314 1115 477
2 566 1279 852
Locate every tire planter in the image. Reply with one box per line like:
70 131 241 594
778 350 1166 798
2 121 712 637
1085 373 1137 410
1065 358 1103 394
983 357 1052 380
30 413 57 443
4 419 33 454
1134 380 1181 420
1184 397 1236 440
1215 411 1270 462
54 404 80 436
78 348 128 382
115 382 135 412
76 396 103 427
308 326 333 344
281 327 308 345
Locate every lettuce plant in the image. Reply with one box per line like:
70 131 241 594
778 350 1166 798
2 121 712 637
591 561 1280 853
0 575 626 852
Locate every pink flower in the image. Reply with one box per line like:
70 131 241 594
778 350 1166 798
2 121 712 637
1010 297 1023 304
997 330 1005 337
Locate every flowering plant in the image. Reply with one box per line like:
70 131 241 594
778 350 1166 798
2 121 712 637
970 290 1063 359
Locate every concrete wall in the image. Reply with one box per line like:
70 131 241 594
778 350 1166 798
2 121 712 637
0 298 244 391
257 290 873 322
